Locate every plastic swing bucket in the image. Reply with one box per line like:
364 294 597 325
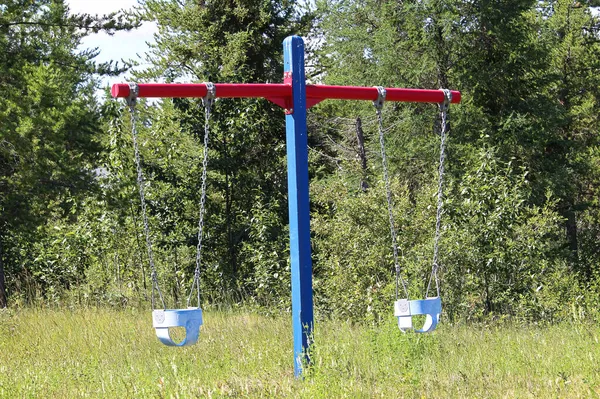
152 307 203 346
394 297 441 333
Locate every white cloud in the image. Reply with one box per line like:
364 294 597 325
66 0 157 64
67 0 141 16
66 0 157 89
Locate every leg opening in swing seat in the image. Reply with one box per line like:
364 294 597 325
152 308 203 347
166 327 187 344
394 297 441 333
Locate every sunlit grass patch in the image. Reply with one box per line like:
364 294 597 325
421 323 600 398
0 308 598 398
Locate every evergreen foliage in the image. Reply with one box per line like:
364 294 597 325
1 0 599 324
0 0 138 307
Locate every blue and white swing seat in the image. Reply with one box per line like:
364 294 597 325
394 297 441 333
152 307 203 346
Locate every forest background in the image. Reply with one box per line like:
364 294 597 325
1 0 600 325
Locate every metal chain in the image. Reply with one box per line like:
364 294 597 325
426 89 452 298
187 82 215 308
127 83 166 310
374 86 410 300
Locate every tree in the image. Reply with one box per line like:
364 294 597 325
0 0 138 305
543 0 600 276
119 0 313 304
308 0 600 321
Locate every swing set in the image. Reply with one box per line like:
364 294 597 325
112 35 460 376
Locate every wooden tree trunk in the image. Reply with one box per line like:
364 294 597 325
565 207 580 265
355 117 368 191
0 240 7 308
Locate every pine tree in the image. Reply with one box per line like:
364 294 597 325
544 0 600 276
125 0 312 303
0 0 139 306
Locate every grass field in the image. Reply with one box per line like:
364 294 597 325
0 308 598 398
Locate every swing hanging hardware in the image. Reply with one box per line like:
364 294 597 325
127 91 167 313
126 83 209 347
126 82 139 107
375 86 409 305
202 82 216 109
185 90 212 315
425 88 452 301
440 88 452 113
376 87 454 333
373 86 386 110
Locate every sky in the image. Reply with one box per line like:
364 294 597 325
66 0 157 81
67 0 599 78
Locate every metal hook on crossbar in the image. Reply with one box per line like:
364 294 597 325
373 86 386 110
127 83 139 107
202 82 216 109
440 88 452 113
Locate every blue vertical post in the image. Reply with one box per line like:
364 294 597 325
283 35 313 377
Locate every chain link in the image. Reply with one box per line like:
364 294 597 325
127 83 166 310
426 89 452 298
374 87 410 300
187 83 215 308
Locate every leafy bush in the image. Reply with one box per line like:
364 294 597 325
442 146 570 322
311 144 585 324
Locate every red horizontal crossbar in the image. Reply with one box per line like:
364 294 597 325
111 83 461 107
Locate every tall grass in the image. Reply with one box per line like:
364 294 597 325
0 308 598 398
